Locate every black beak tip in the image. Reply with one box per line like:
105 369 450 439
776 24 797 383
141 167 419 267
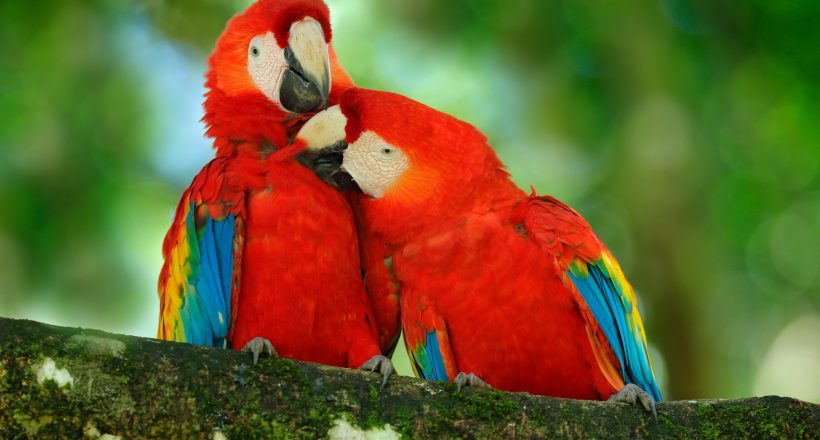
280 69 326 113
297 142 355 190
328 170 358 191
280 46 328 114
326 140 348 153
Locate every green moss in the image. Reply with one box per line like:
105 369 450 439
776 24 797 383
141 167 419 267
687 401 803 440
657 414 693 437
362 384 384 428
391 406 416 436
13 412 55 436
454 388 519 420
403 386 527 437
2 319 817 439
697 403 715 417
236 414 308 439
0 359 7 392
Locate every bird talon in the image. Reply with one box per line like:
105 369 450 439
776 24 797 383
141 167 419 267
608 383 657 420
359 355 394 389
240 337 278 365
454 372 490 392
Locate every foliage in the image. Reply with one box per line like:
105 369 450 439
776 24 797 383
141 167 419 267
0 0 817 401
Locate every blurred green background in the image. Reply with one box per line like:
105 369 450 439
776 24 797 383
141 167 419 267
1 0 817 402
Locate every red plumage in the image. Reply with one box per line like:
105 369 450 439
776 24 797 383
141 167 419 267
157 1 381 370
332 89 659 400
349 194 402 354
230 156 378 367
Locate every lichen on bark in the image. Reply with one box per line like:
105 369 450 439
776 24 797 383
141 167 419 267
0 317 817 439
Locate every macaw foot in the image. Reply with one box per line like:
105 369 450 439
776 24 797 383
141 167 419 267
240 337 278 365
454 372 491 392
359 355 394 389
608 383 657 419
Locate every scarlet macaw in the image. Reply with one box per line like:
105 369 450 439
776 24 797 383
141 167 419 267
157 1 391 384
296 88 662 413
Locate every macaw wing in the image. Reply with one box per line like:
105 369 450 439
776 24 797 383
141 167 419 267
361 237 402 356
402 302 457 382
521 195 662 401
352 194 402 356
158 157 245 348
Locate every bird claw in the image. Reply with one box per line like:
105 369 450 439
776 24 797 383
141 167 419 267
240 337 278 365
608 383 657 419
454 372 491 392
359 355 394 389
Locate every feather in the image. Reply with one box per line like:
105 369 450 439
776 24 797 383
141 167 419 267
158 158 241 348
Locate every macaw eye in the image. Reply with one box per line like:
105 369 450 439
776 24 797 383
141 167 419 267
247 33 289 104
381 147 394 156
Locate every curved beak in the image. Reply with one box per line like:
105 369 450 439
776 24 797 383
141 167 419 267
296 105 347 151
280 18 330 114
295 105 356 188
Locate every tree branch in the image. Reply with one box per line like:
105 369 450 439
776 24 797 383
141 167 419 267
0 317 816 439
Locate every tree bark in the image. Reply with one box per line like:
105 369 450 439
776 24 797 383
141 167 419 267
0 317 816 439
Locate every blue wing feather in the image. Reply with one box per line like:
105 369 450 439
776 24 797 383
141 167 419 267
424 330 450 381
182 201 235 347
521 196 661 401
409 330 450 382
158 157 242 348
568 262 662 401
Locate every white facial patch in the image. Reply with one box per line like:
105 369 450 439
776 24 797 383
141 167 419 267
342 131 410 198
247 32 288 105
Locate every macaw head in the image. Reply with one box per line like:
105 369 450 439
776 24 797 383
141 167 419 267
204 0 353 153
296 88 511 238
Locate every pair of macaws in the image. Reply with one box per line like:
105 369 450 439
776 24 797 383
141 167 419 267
157 0 662 414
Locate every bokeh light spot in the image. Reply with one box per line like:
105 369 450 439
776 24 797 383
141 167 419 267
754 313 820 403
768 210 820 290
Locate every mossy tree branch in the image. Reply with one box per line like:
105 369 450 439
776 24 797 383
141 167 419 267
0 318 816 439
